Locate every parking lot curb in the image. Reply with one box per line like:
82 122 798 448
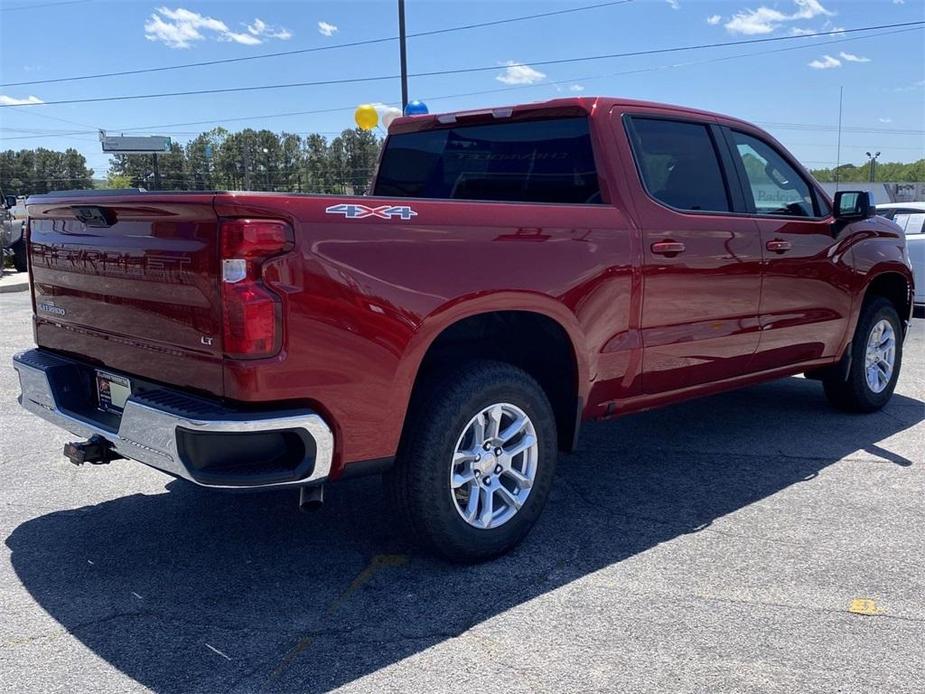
0 272 28 293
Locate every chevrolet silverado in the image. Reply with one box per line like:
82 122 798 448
13 97 914 561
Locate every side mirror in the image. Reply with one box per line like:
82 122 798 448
833 191 875 220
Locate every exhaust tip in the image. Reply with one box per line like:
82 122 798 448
299 484 324 512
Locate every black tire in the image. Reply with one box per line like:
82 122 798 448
385 360 557 563
823 297 903 412
12 239 27 272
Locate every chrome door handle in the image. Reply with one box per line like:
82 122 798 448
766 239 792 253
651 241 686 256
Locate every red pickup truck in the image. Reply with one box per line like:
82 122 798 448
13 97 914 561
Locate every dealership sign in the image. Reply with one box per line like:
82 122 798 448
99 132 172 154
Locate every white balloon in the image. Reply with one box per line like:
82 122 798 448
381 108 402 128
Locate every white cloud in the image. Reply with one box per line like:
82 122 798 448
247 18 292 40
792 0 833 20
707 15 722 25
0 94 44 106
894 79 925 92
569 84 585 92
144 7 227 48
839 51 870 63
790 27 817 35
725 0 832 35
808 55 841 69
666 0 680 9
145 7 289 48
318 21 338 37
879 117 893 123
893 0 904 4
222 31 261 45
144 14 207 48
160 7 227 32
496 61 546 85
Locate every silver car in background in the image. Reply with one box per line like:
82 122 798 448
877 202 924 313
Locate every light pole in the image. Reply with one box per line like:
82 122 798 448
865 151 880 183
398 0 408 111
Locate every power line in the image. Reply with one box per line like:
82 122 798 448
1 26 921 144
2 104 102 131
2 21 922 109
0 0 636 88
0 0 92 12
759 121 924 136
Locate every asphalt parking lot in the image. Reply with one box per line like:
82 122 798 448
0 289 922 694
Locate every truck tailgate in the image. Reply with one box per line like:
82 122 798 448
27 194 225 396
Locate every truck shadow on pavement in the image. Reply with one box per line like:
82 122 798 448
7 377 923 693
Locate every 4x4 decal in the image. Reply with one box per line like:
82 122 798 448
325 203 418 220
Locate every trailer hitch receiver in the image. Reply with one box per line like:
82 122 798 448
63 435 123 465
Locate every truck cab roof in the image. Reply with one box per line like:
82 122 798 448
388 96 756 134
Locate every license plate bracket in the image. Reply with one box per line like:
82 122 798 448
96 370 131 414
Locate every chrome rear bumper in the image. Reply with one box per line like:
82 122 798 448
13 349 333 490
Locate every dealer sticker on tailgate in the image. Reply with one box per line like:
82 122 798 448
96 371 131 414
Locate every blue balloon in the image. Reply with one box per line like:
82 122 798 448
404 100 429 116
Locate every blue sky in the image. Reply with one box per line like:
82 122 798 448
1 0 922 179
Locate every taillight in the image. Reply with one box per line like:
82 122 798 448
220 219 292 359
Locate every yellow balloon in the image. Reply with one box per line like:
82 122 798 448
354 104 378 131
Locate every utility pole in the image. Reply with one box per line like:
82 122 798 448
243 142 253 190
398 0 409 111
834 86 843 190
151 153 161 190
866 151 880 183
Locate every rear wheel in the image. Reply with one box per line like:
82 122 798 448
386 360 557 563
823 297 903 412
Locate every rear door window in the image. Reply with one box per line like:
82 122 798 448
625 117 731 212
373 117 601 204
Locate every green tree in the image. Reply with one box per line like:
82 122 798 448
102 173 133 189
185 127 227 191
279 132 303 192
810 159 924 183
214 129 245 189
303 134 331 193
330 128 382 193
0 147 93 195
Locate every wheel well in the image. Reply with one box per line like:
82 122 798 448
412 311 581 452
865 273 911 326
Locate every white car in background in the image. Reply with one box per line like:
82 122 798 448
877 202 924 313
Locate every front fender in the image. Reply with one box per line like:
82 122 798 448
840 221 915 352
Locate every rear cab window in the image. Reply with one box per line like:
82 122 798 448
373 117 602 204
624 116 732 213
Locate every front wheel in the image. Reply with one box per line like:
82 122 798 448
386 360 558 563
11 239 27 272
823 297 903 412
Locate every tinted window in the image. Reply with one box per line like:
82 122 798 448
731 131 815 217
627 117 730 212
373 117 601 204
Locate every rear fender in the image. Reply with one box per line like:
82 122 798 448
384 292 591 448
